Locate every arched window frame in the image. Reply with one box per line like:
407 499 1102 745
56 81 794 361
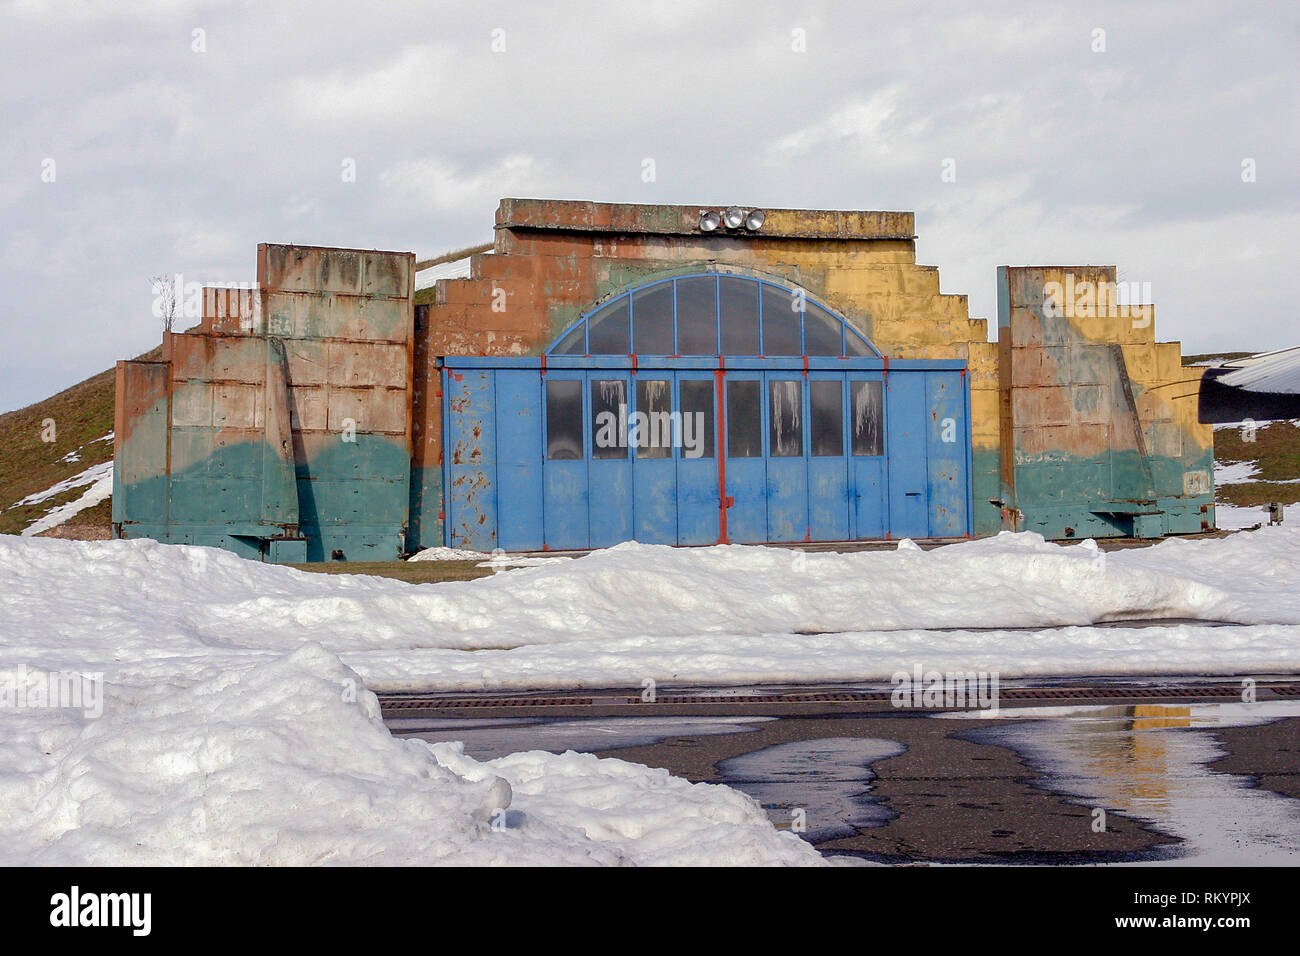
547 273 880 358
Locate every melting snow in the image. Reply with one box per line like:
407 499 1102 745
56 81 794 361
2 528 1298 865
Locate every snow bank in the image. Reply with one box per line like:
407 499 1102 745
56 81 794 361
21 462 113 536
409 546 494 561
8 458 112 510
2 528 1298 864
6 458 114 537
2 530 1300 691
1214 503 1271 531
0 645 819 866
1214 461 1259 485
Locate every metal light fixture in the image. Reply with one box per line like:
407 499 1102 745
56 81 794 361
699 210 721 232
722 206 745 229
744 208 766 231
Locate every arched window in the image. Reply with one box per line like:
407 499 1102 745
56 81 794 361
548 274 878 357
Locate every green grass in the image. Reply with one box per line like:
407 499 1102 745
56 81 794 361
0 347 161 536
0 369 118 535
1213 420 1300 508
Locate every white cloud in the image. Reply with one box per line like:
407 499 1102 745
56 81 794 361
379 154 553 216
768 90 903 160
0 0 1295 412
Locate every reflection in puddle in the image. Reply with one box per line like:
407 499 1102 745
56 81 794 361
955 702 1300 864
391 715 771 760
717 738 905 842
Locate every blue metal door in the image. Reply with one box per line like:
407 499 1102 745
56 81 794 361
443 355 968 551
848 374 886 539
807 372 851 541
542 372 588 549
925 370 969 537
886 372 929 539
445 369 497 551
765 372 809 542
674 371 719 545
631 373 677 543
724 373 766 543
588 373 634 547
495 369 544 550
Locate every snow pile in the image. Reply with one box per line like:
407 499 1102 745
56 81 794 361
409 546 494 561
2 530 1300 691
1214 461 1260 485
2 527 1299 863
408 546 572 569
0 645 819 866
7 459 114 537
1214 503 1271 531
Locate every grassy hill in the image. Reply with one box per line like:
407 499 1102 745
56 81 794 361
1213 420 1300 508
0 349 159 537
1183 354 1300 515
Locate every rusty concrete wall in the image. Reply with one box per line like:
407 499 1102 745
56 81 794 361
116 204 1209 561
997 266 1213 538
114 244 416 561
409 198 1002 546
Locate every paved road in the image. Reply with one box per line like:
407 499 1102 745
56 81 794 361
384 682 1300 864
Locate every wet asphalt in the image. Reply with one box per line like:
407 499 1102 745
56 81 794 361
389 707 1300 864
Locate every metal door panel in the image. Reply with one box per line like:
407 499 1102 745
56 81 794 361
765 373 809 542
495 369 545 550
886 373 929 539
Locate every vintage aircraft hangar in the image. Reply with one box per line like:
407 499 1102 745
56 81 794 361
112 198 1214 561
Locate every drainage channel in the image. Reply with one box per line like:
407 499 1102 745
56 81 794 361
379 680 1300 717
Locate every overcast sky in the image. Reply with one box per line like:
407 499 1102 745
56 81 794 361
1 0 1295 412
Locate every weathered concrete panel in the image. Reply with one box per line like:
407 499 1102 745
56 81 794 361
115 244 415 561
997 265 1212 538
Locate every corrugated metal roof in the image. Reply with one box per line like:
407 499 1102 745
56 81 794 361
1216 346 1300 394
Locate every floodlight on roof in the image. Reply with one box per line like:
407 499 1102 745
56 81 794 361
744 209 766 231
699 210 721 232
723 206 745 229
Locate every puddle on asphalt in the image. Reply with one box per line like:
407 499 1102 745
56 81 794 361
389 715 771 760
390 715 906 843
388 702 1300 863
946 701 1300 864
716 738 905 841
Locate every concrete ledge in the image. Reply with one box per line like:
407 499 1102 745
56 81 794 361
496 198 916 241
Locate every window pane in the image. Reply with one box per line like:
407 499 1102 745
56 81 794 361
851 380 884 456
675 276 718 354
768 379 804 457
591 379 628 459
679 379 715 459
726 380 761 458
551 322 586 355
718 276 759 355
810 380 844 456
632 282 674 354
845 327 875 356
546 379 583 460
803 302 843 356
587 298 630 354
636 379 672 459
761 284 802 355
